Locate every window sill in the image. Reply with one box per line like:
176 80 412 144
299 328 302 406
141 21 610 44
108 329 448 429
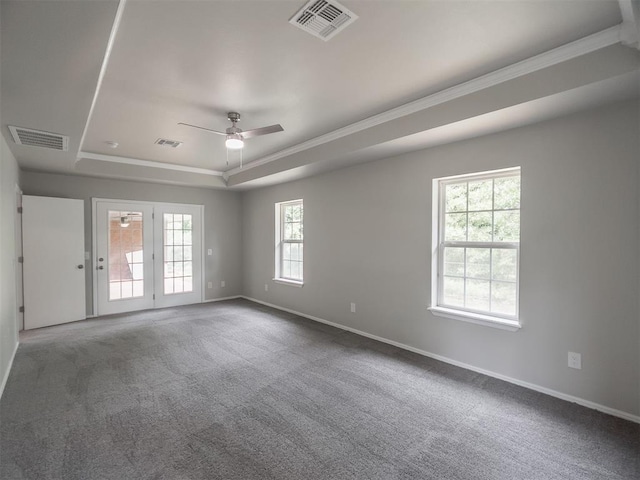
428 306 521 331
273 278 304 287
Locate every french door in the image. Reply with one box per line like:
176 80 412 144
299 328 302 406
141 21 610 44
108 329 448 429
95 200 203 316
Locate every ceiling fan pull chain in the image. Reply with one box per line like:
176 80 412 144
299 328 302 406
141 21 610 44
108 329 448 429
226 147 229 167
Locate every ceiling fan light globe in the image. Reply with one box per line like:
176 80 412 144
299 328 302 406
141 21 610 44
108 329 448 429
225 135 244 150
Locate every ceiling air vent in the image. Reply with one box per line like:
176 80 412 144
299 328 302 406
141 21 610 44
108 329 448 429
155 138 183 148
289 0 358 41
8 126 69 151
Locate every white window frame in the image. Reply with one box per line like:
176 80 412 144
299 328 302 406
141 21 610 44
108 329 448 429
274 199 304 287
429 167 521 331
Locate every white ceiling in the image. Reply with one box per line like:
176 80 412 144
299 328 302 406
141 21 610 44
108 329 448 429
2 0 639 190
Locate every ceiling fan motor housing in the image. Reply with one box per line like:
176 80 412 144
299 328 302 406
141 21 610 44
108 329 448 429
226 112 243 135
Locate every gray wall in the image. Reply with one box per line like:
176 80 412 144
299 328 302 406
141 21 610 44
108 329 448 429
20 172 243 314
0 135 21 393
242 100 640 417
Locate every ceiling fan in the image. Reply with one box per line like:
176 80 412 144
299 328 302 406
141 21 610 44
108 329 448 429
178 112 283 150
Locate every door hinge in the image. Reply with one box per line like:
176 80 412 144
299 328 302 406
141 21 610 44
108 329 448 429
17 206 23 214
152 213 155 219
18 256 24 263
19 306 24 313
152 253 155 260
153 294 155 300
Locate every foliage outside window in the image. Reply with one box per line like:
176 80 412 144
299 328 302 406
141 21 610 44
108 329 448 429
275 199 303 283
432 168 521 327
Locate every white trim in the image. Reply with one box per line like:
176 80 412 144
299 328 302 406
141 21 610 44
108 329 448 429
0 342 19 400
273 278 304 287
619 0 640 48
15 183 24 332
225 25 623 178
432 167 521 326
275 199 304 283
92 197 206 208
79 152 224 177
200 208 206 303
240 296 640 424
436 166 522 183
202 295 242 303
428 306 520 331
77 0 127 156
91 199 98 316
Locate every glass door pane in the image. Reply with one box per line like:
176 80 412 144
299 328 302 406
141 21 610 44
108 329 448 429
108 210 144 300
96 202 154 316
163 213 193 295
154 204 202 309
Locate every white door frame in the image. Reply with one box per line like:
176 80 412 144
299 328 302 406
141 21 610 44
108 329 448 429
91 198 205 317
14 184 23 331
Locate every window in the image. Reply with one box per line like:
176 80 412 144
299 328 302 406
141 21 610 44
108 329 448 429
275 199 304 285
430 167 521 330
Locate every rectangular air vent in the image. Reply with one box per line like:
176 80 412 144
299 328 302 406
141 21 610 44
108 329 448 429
155 138 183 148
289 0 358 41
8 126 69 151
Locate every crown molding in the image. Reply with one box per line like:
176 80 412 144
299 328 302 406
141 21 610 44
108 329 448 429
78 151 225 177
619 0 640 48
225 24 623 178
77 0 127 157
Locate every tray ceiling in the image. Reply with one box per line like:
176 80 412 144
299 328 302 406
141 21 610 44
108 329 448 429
1 0 638 189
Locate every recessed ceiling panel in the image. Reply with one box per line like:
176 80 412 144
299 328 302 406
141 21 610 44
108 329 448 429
2 0 627 185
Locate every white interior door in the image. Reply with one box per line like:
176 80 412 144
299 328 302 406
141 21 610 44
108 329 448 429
154 204 203 308
96 202 155 315
22 195 86 329
94 200 203 315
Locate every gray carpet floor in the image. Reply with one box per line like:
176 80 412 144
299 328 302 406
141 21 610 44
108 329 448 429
1 299 638 479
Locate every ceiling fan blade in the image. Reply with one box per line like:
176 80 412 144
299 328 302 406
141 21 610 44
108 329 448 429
240 124 284 139
178 122 226 136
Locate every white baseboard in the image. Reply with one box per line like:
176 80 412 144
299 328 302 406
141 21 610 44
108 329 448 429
0 341 19 400
202 295 242 303
241 296 640 425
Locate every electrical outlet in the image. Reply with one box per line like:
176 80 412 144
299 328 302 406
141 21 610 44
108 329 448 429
350 302 356 313
207 282 213 289
265 284 269 292
221 280 226 288
568 352 582 370
207 249 212 256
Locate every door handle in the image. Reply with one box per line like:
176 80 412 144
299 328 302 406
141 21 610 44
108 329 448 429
97 266 104 270
77 264 84 269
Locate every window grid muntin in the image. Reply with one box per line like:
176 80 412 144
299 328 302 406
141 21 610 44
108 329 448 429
163 213 193 295
278 200 304 282
439 244 519 318
437 169 520 320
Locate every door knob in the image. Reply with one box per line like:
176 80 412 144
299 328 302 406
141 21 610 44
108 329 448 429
98 257 104 262
98 266 104 270
77 264 84 269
